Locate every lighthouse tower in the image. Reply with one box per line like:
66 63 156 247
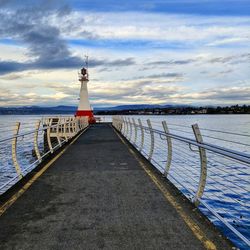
75 58 96 123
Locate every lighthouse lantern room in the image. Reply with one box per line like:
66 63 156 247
75 57 96 123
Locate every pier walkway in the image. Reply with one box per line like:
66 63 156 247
0 124 232 250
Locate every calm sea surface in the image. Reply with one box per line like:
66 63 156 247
0 114 249 249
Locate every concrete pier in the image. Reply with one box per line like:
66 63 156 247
0 124 232 249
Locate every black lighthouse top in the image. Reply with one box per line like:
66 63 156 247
79 67 89 81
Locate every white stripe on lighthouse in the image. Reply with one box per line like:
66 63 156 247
78 80 91 111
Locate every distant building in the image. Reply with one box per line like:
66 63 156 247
197 109 207 114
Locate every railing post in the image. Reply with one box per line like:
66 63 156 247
73 117 76 134
83 117 85 129
138 118 144 152
64 118 68 142
79 118 81 132
81 117 84 130
34 120 42 163
114 116 118 129
119 116 123 131
116 116 120 130
76 118 79 133
85 117 88 128
192 123 207 206
68 118 71 136
84 117 87 129
132 118 138 145
124 117 129 138
162 121 172 177
75 117 79 133
70 117 74 136
117 116 120 130
128 118 133 141
126 117 130 138
72 118 76 135
121 117 125 134
56 118 62 147
147 119 155 161
47 118 53 153
114 116 117 128
12 122 23 179
81 117 83 130
74 118 78 133
83 117 86 129
112 116 116 129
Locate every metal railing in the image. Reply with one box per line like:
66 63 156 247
112 115 250 248
0 116 88 195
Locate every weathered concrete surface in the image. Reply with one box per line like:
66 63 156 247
0 124 232 250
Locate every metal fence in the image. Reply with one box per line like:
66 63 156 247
0 116 88 195
112 115 250 248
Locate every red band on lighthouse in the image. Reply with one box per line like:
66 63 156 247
75 110 94 117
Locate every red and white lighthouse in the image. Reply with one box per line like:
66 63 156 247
75 57 96 123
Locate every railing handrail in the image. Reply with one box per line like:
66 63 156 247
0 119 79 144
121 118 250 165
152 121 250 138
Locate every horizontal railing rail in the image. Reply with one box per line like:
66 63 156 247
0 116 89 195
135 124 250 164
112 115 250 248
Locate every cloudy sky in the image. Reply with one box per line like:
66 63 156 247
0 0 249 107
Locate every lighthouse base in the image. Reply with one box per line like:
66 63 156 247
75 110 96 124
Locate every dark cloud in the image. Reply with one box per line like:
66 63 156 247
208 56 235 64
90 58 135 68
147 59 196 66
107 58 135 67
0 3 135 75
0 0 67 10
0 60 28 75
146 53 250 68
0 3 82 74
98 67 114 72
200 70 209 74
121 72 184 82
0 0 9 7
211 89 250 100
218 69 233 74
175 87 250 101
146 72 183 78
78 31 98 40
208 53 250 64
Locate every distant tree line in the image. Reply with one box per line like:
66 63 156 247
95 105 250 115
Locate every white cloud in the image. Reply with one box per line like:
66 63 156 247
51 11 250 45
0 44 28 61
207 37 250 46
0 9 249 107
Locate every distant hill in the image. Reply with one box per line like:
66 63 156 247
0 104 187 115
0 106 77 115
94 104 185 111
95 104 160 111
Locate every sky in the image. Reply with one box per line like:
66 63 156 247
0 0 249 108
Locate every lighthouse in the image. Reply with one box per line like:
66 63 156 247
75 57 96 123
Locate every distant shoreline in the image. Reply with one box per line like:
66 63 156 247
0 104 249 115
